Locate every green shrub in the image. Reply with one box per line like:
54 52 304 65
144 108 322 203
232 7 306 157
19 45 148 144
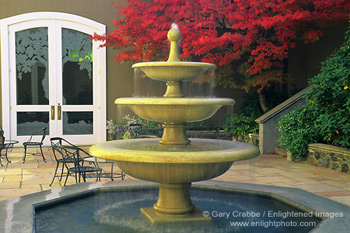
240 93 263 119
107 115 161 140
223 113 258 142
107 115 141 140
278 22 350 157
277 105 320 159
305 27 350 148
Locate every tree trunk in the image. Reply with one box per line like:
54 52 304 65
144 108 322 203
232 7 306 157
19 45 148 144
257 89 269 113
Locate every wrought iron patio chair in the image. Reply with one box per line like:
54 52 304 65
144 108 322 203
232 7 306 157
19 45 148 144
0 127 7 166
0 127 5 166
0 127 18 166
23 127 47 163
50 137 102 186
49 137 82 186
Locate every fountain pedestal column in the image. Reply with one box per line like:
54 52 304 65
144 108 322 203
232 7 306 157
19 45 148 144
154 183 194 215
141 183 210 223
159 123 190 145
164 81 184 97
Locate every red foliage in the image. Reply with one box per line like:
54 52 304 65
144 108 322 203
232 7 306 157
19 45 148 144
92 0 350 90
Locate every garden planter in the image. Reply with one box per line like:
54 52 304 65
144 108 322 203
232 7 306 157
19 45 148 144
248 133 259 146
286 151 293 161
307 143 350 174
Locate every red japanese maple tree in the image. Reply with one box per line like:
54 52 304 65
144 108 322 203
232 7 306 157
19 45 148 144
93 0 350 112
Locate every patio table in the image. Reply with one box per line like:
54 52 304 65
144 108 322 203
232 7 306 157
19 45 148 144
0 140 18 166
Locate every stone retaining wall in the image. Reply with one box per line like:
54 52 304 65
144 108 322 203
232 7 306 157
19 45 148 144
307 143 350 174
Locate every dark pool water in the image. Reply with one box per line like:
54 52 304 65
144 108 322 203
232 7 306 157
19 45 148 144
35 189 320 233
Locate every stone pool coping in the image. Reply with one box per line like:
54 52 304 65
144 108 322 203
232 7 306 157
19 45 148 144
0 180 349 233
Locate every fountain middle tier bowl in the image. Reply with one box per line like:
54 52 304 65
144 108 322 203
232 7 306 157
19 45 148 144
90 139 259 183
115 97 234 123
132 61 217 82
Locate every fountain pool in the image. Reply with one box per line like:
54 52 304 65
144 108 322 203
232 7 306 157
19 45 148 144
35 187 321 233
0 180 349 232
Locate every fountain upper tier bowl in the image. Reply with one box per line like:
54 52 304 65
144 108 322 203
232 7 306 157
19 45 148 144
132 61 216 82
115 97 234 123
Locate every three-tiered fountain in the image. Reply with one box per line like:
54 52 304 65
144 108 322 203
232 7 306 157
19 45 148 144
90 26 260 223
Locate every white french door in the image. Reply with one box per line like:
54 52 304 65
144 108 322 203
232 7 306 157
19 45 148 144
1 13 106 145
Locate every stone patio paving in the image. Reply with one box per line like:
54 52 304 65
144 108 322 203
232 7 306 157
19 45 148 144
0 146 349 206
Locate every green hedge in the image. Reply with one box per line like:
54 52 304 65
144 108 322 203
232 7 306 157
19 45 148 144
278 22 350 159
277 105 320 159
223 113 258 142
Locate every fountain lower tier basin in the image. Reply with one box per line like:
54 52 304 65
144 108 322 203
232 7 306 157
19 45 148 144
132 61 216 82
89 139 259 183
115 97 235 123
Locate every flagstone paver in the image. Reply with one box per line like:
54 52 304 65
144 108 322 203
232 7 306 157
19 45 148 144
0 182 20 189
3 176 22 183
0 147 349 207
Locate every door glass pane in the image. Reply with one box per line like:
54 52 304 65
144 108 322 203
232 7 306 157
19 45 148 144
63 112 93 135
16 28 49 105
62 28 93 105
17 112 49 136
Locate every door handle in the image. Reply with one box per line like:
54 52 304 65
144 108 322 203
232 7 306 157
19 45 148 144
58 103 62 120
51 105 55 120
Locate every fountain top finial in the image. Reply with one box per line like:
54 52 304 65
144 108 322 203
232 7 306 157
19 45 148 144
167 27 181 42
167 26 181 62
